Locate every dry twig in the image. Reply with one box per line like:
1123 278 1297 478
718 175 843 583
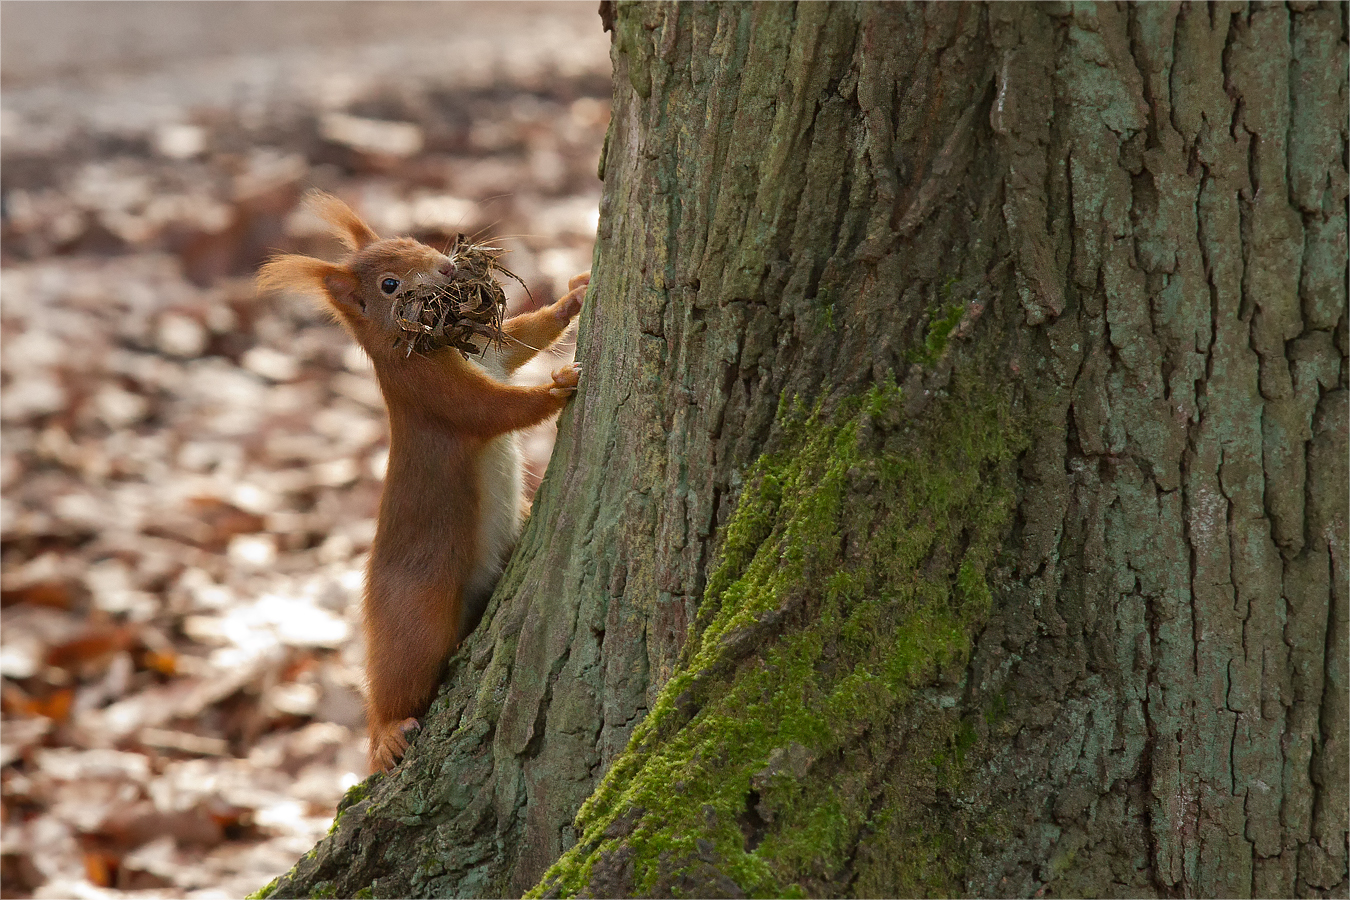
390 236 525 358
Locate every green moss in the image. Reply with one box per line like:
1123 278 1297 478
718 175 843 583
868 817 965 898
1049 847 1078 877
531 366 1023 898
353 888 375 900
909 280 965 365
326 777 375 837
816 285 838 332
246 877 280 900
850 697 1019 899
307 881 337 899
983 690 1010 727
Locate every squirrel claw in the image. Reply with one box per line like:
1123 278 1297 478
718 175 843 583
369 717 421 772
550 362 582 396
555 273 590 322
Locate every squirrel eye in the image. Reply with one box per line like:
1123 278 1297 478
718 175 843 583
380 278 400 294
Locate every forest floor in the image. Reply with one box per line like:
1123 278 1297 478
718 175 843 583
0 4 610 896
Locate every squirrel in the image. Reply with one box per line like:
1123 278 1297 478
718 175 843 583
258 190 588 771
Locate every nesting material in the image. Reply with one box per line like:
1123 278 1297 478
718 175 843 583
390 236 524 358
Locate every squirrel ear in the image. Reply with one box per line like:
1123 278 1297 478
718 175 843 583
304 189 380 251
322 269 362 314
258 254 363 317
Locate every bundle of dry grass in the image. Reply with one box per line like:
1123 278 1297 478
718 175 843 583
390 236 524 358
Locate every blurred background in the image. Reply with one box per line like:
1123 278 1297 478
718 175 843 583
0 3 610 896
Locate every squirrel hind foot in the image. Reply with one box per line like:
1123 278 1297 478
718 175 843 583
368 717 421 772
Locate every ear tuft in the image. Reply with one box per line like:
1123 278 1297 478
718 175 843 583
305 189 381 251
258 253 363 318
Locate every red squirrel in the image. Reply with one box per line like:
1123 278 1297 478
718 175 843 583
258 190 587 771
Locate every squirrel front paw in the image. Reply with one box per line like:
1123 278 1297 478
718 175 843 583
549 362 582 397
554 271 590 322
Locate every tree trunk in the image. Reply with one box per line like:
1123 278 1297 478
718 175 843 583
265 3 1347 898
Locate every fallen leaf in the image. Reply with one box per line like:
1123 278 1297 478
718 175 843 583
137 728 231 758
0 849 44 895
0 580 80 610
3 686 75 723
141 649 178 675
82 850 117 888
44 624 137 670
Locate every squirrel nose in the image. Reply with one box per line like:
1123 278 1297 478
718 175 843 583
438 262 456 277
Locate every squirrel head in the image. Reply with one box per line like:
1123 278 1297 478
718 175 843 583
258 190 459 357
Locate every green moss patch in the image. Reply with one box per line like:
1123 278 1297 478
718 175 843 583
246 877 280 900
326 776 376 837
531 368 1023 897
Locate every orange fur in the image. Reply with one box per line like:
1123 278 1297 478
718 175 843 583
256 190 588 771
307 189 381 250
498 281 587 374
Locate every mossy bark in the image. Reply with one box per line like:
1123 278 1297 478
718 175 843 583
266 3 1347 898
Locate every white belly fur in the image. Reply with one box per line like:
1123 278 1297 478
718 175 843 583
460 346 525 633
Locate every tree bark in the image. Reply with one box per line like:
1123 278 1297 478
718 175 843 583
265 3 1347 898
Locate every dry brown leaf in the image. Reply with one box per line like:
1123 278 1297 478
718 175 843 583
137 728 230 758
140 650 178 676
82 850 117 888
3 686 75 723
0 580 81 610
1 850 45 895
99 800 232 849
44 624 138 670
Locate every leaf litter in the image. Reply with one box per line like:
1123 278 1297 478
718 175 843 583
1 4 609 896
